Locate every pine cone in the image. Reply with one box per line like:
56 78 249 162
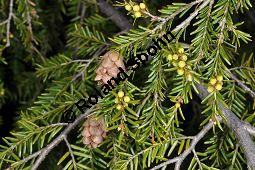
95 51 125 84
82 116 107 148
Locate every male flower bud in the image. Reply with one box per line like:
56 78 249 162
125 4 132 11
178 61 186 68
180 54 187 61
207 86 214 93
186 73 192 81
124 96 130 103
134 11 141 18
167 54 173 61
133 5 140 12
210 78 217 85
173 54 178 60
139 3 146 9
177 68 184 76
178 48 184 53
215 83 223 91
216 75 223 82
118 91 124 98
116 104 123 110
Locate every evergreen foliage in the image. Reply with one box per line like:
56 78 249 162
0 0 255 169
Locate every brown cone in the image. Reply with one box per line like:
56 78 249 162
82 116 107 148
95 51 125 84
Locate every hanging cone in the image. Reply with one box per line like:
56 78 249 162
95 51 125 84
82 116 107 148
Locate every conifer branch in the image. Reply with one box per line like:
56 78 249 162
0 0 14 47
195 84 255 169
151 0 205 33
228 71 255 99
97 0 132 31
150 118 220 170
63 136 77 170
172 0 212 33
31 106 96 170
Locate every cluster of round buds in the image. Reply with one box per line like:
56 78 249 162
167 48 193 81
124 1 147 18
82 116 107 148
2 33 14 43
115 90 131 110
207 75 223 93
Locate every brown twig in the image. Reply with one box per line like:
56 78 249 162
97 0 132 31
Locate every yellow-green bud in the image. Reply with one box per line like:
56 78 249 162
114 98 119 103
133 5 140 12
139 3 146 9
123 96 130 103
207 86 214 93
118 91 125 98
215 83 223 91
173 54 178 60
116 104 122 110
187 73 192 81
125 4 132 11
210 78 217 85
134 11 141 18
216 75 223 82
178 61 186 68
177 68 184 75
178 48 184 53
167 54 173 61
181 54 187 61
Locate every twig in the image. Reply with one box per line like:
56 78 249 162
195 84 255 170
171 0 211 33
228 71 255 99
150 118 219 170
31 106 96 170
97 0 132 31
2 0 14 47
63 136 77 170
151 0 204 33
229 66 255 72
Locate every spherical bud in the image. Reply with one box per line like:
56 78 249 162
134 11 141 18
118 91 125 98
139 3 146 9
123 96 130 103
125 4 132 11
173 54 178 60
207 86 214 93
116 104 123 110
178 48 184 53
216 75 223 82
181 54 187 61
114 98 119 103
215 83 223 91
177 68 184 76
172 61 178 67
209 78 217 85
10 33 14 39
178 61 186 68
2 39 6 43
167 54 173 61
186 73 192 81
175 103 181 108
133 5 140 12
